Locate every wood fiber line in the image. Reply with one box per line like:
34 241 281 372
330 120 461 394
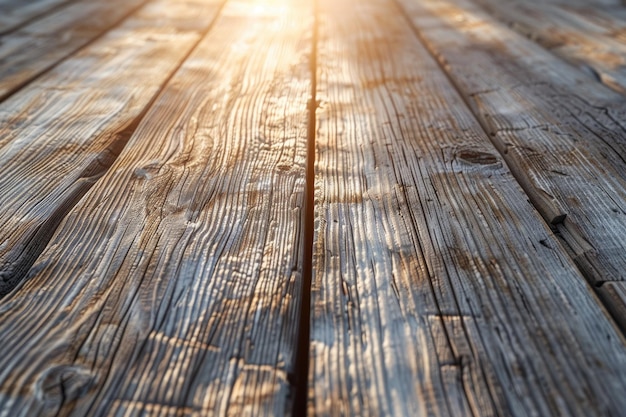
0 0 226 299
0 0 150 103
0 0 311 415
0 0 75 35
309 0 626 415
396 0 626 294
471 0 626 95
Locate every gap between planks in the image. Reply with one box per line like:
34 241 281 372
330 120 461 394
292 0 319 413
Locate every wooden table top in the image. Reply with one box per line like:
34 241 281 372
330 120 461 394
0 0 625 415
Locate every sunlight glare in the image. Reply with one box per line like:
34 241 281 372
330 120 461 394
227 0 289 18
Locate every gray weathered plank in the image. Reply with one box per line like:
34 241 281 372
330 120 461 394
396 0 626 295
0 0 74 35
0 0 311 415
0 0 149 103
309 0 626 415
0 0 225 298
472 0 626 94
599 282 626 332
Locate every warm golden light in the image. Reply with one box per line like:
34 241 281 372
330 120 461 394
227 0 290 18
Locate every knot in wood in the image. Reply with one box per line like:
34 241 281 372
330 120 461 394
456 150 499 165
36 364 95 408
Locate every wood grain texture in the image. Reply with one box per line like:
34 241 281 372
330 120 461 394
396 0 626 292
0 0 73 35
472 0 626 94
0 0 149 103
0 0 311 415
0 0 226 298
309 0 626 415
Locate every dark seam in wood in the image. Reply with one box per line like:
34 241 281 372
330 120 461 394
0 0 152 104
392 0 626 338
292 1 318 414
0 0 230 301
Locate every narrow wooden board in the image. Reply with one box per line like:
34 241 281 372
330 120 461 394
396 0 626 292
0 0 311 415
309 0 626 415
0 0 73 35
599 282 626 332
472 0 626 94
0 0 225 298
0 0 149 103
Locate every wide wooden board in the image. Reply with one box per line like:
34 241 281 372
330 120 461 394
472 0 626 94
0 0 148 102
396 0 626 303
0 0 311 415
309 0 626 415
0 0 225 298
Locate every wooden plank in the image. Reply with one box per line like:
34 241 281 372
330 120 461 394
310 0 626 415
0 0 148 102
0 0 311 415
599 282 626 332
0 0 225 298
396 0 626 292
0 0 73 35
471 0 626 94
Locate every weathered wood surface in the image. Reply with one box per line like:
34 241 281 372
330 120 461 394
472 0 626 94
0 0 226 298
0 0 625 415
0 0 311 415
309 0 626 415
0 0 73 35
0 0 149 102
396 0 626 315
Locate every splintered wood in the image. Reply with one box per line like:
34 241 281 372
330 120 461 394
0 0 625 415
